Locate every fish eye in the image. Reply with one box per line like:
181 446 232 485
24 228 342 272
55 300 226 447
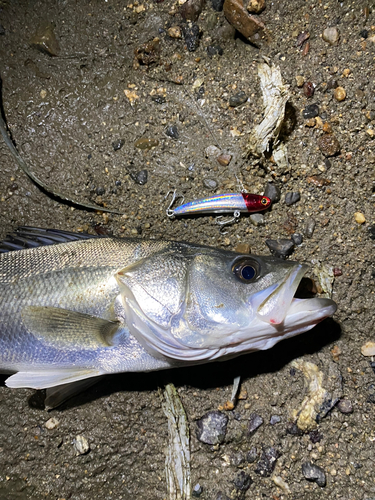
232 258 259 283
261 196 270 206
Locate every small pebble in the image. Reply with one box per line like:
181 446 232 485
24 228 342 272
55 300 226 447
296 31 310 48
303 81 315 98
248 413 263 434
211 0 225 10
255 447 280 477
196 411 228 445
249 213 264 226
205 145 221 157
368 225 375 240
270 415 281 425
286 422 303 436
230 451 245 466
30 22 60 56
96 186 105 196
216 154 232 166
302 462 326 487
168 26 182 38
233 471 253 491
295 75 304 88
361 341 375 356
317 134 340 157
134 138 159 150
166 125 179 139
152 95 166 104
309 430 323 443
207 45 223 57
112 139 125 151
354 212 366 224
246 0 265 13
285 192 300 206
229 91 248 107
192 483 203 497
45 417 59 430
234 243 251 254
302 104 319 119
342 68 351 78
203 178 218 190
305 117 316 127
182 22 200 52
247 447 258 463
132 169 148 185
40 89 47 99
223 0 265 44
304 218 316 238
334 87 346 102
359 29 368 39
322 27 339 45
180 0 205 22
327 78 338 90
266 239 295 259
264 182 281 203
73 435 90 455
291 233 303 246
337 399 353 414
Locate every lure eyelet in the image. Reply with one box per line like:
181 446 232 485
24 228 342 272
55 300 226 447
232 258 260 283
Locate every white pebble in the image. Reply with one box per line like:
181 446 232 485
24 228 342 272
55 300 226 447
45 417 59 430
361 342 375 356
73 435 90 455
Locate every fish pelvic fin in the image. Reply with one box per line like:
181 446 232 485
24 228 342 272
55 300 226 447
5 368 103 390
21 306 121 350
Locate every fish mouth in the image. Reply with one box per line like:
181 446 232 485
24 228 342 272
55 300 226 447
254 264 336 326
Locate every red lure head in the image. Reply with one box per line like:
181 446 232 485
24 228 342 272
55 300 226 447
241 193 272 212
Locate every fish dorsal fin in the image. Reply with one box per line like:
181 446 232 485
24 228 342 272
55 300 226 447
0 226 103 253
5 368 102 390
21 306 121 350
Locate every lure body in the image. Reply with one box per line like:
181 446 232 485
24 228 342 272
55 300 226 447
169 193 271 217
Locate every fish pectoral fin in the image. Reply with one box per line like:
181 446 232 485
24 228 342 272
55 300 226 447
45 376 105 409
5 368 102 390
21 306 121 350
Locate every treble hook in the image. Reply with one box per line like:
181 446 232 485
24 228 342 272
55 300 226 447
165 190 185 218
215 210 241 234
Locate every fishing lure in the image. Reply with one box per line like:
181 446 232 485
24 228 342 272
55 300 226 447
166 192 271 223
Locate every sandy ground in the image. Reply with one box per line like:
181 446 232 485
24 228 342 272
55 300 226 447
0 0 374 498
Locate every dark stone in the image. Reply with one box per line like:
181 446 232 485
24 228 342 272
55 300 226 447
246 447 258 463
115 180 122 186
368 226 375 240
152 95 166 104
133 169 148 185
264 182 281 203
0 24 5 35
182 22 200 52
291 233 303 246
96 186 105 196
309 430 323 443
255 447 280 477
302 461 326 487
302 103 319 119
229 91 247 107
192 483 203 497
248 413 263 434
270 415 281 425
233 471 253 491
359 29 368 39
265 239 295 259
180 0 205 22
196 411 228 445
317 134 340 157
166 125 179 139
303 81 315 98
324 158 332 169
285 191 300 205
337 399 353 414
326 78 338 90
207 45 223 57
112 139 125 151
211 0 225 10
304 218 316 238
286 422 303 436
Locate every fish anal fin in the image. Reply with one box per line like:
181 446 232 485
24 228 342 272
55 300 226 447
45 376 105 409
5 368 102 390
21 306 120 350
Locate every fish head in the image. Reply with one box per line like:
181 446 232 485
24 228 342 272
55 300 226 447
116 245 337 362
